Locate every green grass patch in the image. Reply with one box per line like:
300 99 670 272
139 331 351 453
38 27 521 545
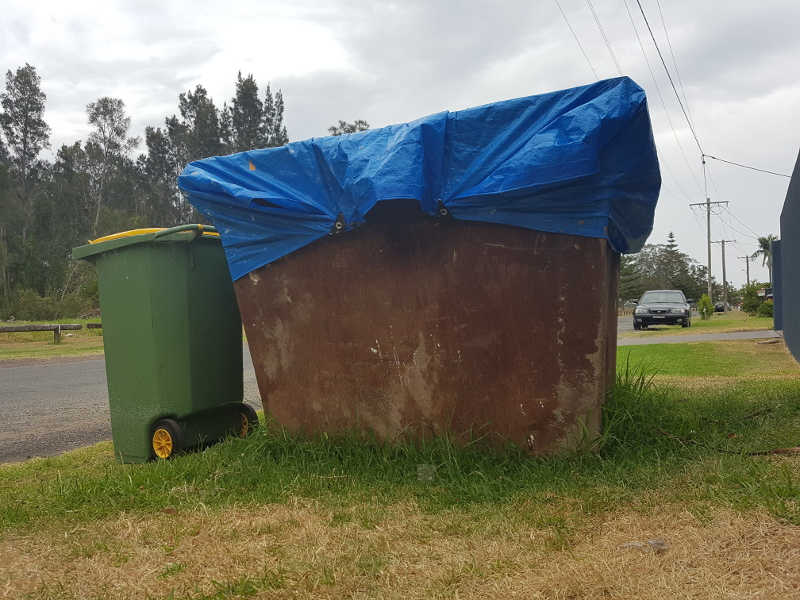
2 368 799 536
0 318 104 360
616 340 800 377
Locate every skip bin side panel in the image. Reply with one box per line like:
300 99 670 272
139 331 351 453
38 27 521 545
236 218 615 454
606 249 620 397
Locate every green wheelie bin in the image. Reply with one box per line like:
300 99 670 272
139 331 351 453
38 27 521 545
73 224 257 463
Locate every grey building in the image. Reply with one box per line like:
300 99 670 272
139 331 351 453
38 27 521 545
778 149 800 361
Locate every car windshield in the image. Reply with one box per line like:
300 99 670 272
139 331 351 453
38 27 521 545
640 291 685 304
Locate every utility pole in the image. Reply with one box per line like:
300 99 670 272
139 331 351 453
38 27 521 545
690 156 728 302
738 255 751 286
712 239 735 311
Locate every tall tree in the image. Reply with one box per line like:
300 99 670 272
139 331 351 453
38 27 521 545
753 234 777 285
269 88 289 146
0 129 8 164
328 119 370 136
174 85 224 161
260 84 289 147
0 161 12 301
622 233 709 302
0 63 50 243
139 126 182 225
162 85 226 222
219 101 233 151
230 72 266 152
619 254 645 301
86 97 139 235
36 143 92 296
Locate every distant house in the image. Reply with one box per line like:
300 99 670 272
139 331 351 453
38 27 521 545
756 287 773 300
777 149 800 361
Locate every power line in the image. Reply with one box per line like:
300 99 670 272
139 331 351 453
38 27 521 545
705 158 720 197
703 154 791 178
654 0 693 125
661 174 693 204
635 0 703 155
723 205 762 239
554 0 599 79
689 204 709 235
621 0 704 195
702 166 761 246
717 215 758 242
585 0 623 75
719 211 732 241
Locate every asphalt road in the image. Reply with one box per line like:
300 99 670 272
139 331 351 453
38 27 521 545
0 349 259 463
618 327 781 346
0 323 781 463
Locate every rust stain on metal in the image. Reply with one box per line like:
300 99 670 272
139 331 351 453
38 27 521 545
235 201 619 454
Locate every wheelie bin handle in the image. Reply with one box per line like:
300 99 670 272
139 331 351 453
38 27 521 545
153 224 219 240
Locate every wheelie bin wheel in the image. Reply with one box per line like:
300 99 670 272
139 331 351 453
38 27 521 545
151 418 184 459
237 404 259 438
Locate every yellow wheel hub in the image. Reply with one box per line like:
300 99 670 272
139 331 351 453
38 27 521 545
239 413 250 438
152 427 174 459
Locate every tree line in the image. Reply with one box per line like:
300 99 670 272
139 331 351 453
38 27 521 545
621 232 720 304
621 231 779 309
1 62 771 321
0 63 367 319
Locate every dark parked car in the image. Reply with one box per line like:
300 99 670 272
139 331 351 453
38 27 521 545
633 289 691 330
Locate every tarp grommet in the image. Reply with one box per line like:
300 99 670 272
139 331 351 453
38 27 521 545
329 214 346 236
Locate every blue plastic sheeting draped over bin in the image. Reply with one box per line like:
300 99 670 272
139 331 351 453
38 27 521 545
179 76 661 281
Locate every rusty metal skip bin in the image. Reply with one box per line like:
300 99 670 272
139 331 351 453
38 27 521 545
178 77 660 454
234 201 619 453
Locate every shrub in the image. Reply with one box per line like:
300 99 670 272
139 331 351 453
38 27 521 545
697 294 714 320
741 282 764 315
757 299 774 318
1 289 95 321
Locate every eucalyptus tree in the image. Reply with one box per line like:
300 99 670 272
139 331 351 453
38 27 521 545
85 97 139 235
0 63 50 243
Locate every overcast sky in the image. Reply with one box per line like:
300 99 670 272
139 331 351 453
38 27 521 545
2 0 798 286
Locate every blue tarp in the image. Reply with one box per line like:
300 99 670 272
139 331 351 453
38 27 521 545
179 76 661 281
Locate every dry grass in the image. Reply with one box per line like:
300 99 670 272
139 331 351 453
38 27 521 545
487 508 800 599
2 500 799 599
654 373 800 391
